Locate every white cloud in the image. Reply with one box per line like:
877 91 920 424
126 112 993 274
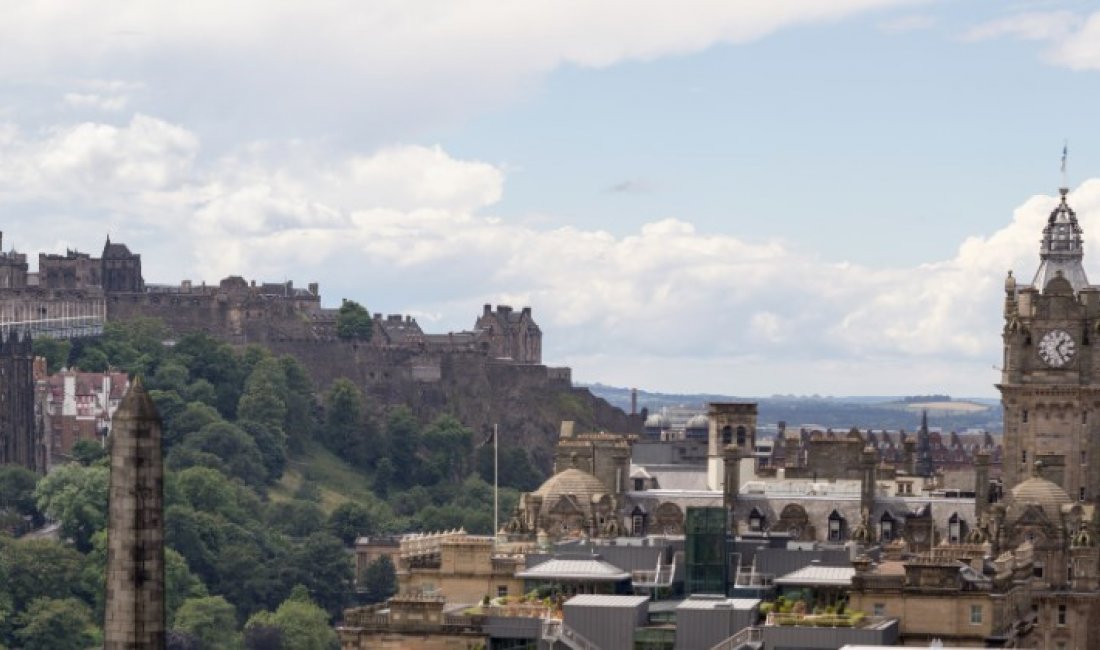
961 9 1100 71
3 112 1096 396
961 11 1078 42
63 92 128 112
0 1 924 139
878 13 936 33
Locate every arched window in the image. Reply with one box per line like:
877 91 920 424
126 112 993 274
748 508 766 532
948 512 966 543
880 512 896 542
828 511 845 542
721 426 733 446
736 426 747 447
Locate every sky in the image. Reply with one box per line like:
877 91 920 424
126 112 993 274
2 1 1100 398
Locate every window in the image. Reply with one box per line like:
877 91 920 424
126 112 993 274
634 478 645 491
497 585 509 598
1057 604 1067 626
1034 563 1045 579
632 515 644 535
748 509 765 532
1022 450 1028 464
949 513 963 543
1081 487 1087 502
970 604 983 625
828 511 844 542
873 603 885 617
881 515 894 542
1082 450 1088 465
1023 409 1029 423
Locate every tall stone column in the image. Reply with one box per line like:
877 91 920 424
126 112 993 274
723 444 741 533
104 378 165 650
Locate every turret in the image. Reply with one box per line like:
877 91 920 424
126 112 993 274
1033 187 1087 292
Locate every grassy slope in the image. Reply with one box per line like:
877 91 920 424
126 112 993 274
270 439 377 514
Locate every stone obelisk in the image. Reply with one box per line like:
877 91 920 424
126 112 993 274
104 377 166 649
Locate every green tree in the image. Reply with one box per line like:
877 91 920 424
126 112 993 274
335 299 373 341
373 457 395 498
420 415 474 484
239 420 288 483
384 407 419 487
280 355 316 448
238 357 289 434
31 338 71 374
167 548 209 627
34 463 109 551
265 500 325 539
152 360 191 394
245 588 338 650
172 596 240 650
361 556 397 604
166 401 223 450
286 533 353 616
321 379 365 462
171 466 260 525
170 332 245 419
0 464 43 532
70 439 107 466
326 501 375 546
74 347 109 372
14 598 97 650
174 422 267 488
150 389 188 437
0 538 89 620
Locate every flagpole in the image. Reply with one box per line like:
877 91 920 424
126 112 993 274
494 423 499 541
1062 140 1069 189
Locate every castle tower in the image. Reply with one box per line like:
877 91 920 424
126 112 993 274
706 402 756 491
1000 186 1100 501
914 410 934 478
104 378 166 650
0 330 42 472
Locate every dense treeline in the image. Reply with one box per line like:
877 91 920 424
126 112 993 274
6 318 540 648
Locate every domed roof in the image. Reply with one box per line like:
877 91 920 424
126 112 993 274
534 468 608 505
645 413 670 429
685 414 709 429
1008 475 1072 522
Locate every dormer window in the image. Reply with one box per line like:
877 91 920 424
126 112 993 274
748 508 765 532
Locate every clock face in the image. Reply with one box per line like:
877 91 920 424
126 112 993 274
1039 329 1076 367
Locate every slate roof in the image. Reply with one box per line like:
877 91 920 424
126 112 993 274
516 558 630 581
774 564 855 587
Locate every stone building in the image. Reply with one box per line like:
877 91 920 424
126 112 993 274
0 233 29 289
39 249 102 290
475 304 542 364
0 330 44 472
394 530 526 605
42 370 129 459
101 237 144 293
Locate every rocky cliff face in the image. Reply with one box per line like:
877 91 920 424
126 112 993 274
264 339 640 473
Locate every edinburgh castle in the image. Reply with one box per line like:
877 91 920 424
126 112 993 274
0 233 637 471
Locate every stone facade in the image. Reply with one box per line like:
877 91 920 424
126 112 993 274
395 531 526 606
475 304 541 364
0 330 44 472
104 379 166 650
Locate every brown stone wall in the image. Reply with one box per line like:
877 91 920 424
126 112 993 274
104 382 165 649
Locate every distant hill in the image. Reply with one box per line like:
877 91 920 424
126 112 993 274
582 383 1003 433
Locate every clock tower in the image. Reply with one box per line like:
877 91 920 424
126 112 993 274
1000 186 1100 498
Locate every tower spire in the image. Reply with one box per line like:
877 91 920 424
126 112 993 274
1032 175 1087 292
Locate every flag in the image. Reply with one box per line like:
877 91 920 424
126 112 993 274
1062 141 1068 174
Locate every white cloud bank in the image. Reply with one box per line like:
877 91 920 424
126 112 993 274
0 1 924 139
2 113 1095 396
963 9 1100 71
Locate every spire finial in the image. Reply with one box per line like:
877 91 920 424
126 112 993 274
1060 140 1069 193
